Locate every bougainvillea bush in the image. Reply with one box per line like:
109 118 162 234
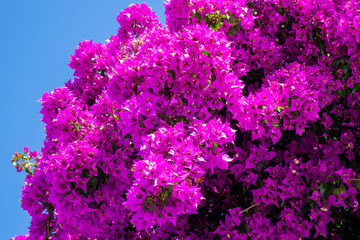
11 0 360 239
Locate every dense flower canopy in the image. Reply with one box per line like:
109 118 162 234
11 0 360 239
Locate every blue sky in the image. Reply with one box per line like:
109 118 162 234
0 1 165 238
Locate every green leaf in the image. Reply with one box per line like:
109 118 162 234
24 168 32 174
161 191 168 200
81 168 91 178
227 24 239 35
310 28 316 42
320 182 333 197
290 110 300 119
354 180 360 191
88 177 99 187
272 122 280 127
111 141 121 153
274 106 284 113
257 161 265 168
276 6 286 16
308 198 317 209
167 69 176 79
326 174 338 182
332 58 342 68
123 133 132 139
214 21 223 31
133 83 139 94
318 43 326 55
226 13 239 24
192 10 204 21
166 184 174 192
201 50 210 57
142 204 151 211
337 89 346 97
352 83 360 92
332 184 346 195
306 177 312 187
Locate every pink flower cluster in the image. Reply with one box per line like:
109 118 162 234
11 0 360 239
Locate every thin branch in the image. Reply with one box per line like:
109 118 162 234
240 203 261 214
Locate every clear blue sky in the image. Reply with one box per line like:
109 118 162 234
0 1 165 238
